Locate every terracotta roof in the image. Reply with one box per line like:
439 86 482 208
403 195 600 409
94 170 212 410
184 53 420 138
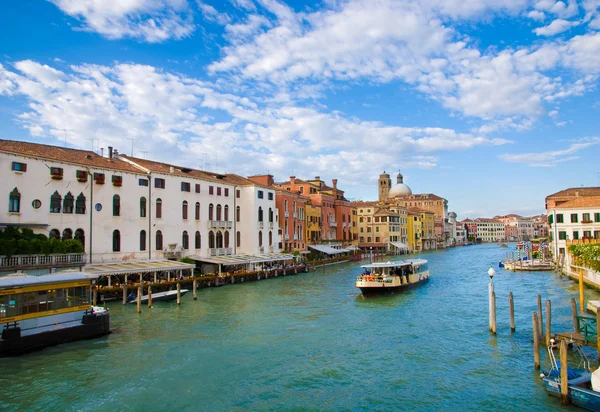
408 207 434 214
475 218 504 223
548 197 600 209
0 139 142 174
547 187 600 198
395 193 445 201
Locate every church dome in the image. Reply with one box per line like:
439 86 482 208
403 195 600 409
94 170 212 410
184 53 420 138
388 171 412 197
389 183 412 197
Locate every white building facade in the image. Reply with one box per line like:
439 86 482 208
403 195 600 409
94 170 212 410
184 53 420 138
1 140 280 263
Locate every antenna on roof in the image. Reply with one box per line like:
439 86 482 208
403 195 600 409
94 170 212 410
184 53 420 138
86 137 98 152
141 151 148 159
63 129 68 148
126 138 134 156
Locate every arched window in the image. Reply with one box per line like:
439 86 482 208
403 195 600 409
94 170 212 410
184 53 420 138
156 230 163 250
49 229 60 239
258 231 263 247
8 187 21 213
269 231 272 246
236 231 241 247
216 231 223 248
156 198 162 219
63 192 74 214
236 206 240 222
269 208 273 222
75 193 86 214
209 203 214 221
216 204 222 220
195 231 201 249
195 202 200 220
224 231 230 248
182 231 189 249
258 207 263 222
293 200 297 214
50 191 61 213
75 228 85 246
208 230 215 248
112 230 121 252
113 195 121 216
140 197 147 218
182 201 188 220
224 205 229 221
62 228 73 240
140 230 146 251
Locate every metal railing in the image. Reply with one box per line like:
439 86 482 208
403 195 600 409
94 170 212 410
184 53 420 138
268 246 274 253
0 253 86 269
329 221 337 227
269 222 274 229
258 221 264 229
258 246 264 253
284 211 289 217
285 234 290 240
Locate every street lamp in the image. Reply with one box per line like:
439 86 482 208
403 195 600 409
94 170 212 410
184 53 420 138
488 266 496 332
369 247 373 264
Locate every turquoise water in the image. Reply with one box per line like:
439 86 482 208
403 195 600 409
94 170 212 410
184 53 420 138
1 244 597 411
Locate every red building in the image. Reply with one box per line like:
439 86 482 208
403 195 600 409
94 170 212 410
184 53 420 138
461 219 477 240
247 174 308 252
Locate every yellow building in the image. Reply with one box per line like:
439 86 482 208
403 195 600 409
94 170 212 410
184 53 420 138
352 201 408 253
305 200 322 243
409 208 435 251
407 210 421 252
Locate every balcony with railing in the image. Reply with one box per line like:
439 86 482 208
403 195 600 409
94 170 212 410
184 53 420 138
285 234 290 240
208 220 233 229
294 233 299 240
208 248 233 256
329 221 337 227
342 222 347 228
284 211 289 217
0 253 86 270
268 246 274 253
268 222 274 229
258 246 264 253
258 221 264 229
293 212 298 219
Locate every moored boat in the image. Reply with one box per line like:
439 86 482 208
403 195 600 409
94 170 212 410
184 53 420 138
355 259 430 295
0 272 110 357
127 289 189 304
540 340 600 411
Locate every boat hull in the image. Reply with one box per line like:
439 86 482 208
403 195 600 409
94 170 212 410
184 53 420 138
0 311 110 357
358 276 429 295
128 289 189 304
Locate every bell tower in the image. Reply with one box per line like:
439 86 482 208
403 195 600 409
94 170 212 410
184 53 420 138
378 171 391 201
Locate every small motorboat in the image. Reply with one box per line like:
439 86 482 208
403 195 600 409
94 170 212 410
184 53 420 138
498 261 505 268
540 339 600 411
127 289 189 304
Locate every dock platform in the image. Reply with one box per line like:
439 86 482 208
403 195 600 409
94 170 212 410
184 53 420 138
503 260 555 271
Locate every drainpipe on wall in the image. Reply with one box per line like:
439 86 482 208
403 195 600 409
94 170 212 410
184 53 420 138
148 173 152 260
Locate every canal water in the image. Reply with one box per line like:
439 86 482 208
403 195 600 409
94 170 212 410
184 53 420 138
2 244 599 411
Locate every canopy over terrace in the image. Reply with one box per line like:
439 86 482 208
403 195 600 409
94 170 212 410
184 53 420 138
188 253 296 276
308 245 348 255
84 260 196 285
389 242 410 253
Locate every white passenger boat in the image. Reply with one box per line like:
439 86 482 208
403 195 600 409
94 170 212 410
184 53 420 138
0 272 110 356
126 289 189 304
356 259 430 295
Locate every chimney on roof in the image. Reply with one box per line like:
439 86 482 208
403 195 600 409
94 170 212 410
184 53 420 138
290 176 296 185
315 176 320 181
170 166 175 173
113 149 119 159
100 148 104 157
332 179 338 190
108 146 113 159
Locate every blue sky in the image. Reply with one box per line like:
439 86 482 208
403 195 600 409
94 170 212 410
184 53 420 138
1 0 600 218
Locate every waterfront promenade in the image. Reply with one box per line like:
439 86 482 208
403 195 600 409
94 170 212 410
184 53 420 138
1 243 595 411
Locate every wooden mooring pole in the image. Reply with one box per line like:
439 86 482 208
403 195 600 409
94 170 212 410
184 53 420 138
580 268 585 315
147 285 152 309
92 286 97 306
490 291 497 334
136 285 142 314
597 308 600 362
560 339 569 405
537 294 543 338
177 282 181 305
571 298 580 333
545 300 551 346
509 292 515 332
122 284 127 305
533 312 540 370
193 279 198 300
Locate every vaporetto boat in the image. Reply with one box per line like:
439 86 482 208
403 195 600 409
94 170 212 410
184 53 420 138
356 259 430 295
0 272 110 356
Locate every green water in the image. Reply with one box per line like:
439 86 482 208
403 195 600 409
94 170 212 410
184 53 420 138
1 244 596 411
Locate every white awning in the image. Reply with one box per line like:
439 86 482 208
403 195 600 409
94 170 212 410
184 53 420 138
389 241 410 250
345 245 360 251
188 253 296 265
308 245 346 255
84 260 195 276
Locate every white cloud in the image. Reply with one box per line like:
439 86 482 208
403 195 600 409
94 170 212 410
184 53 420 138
499 140 599 166
533 18 577 36
48 0 195 42
527 10 546 20
197 1 231 25
0 60 511 193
